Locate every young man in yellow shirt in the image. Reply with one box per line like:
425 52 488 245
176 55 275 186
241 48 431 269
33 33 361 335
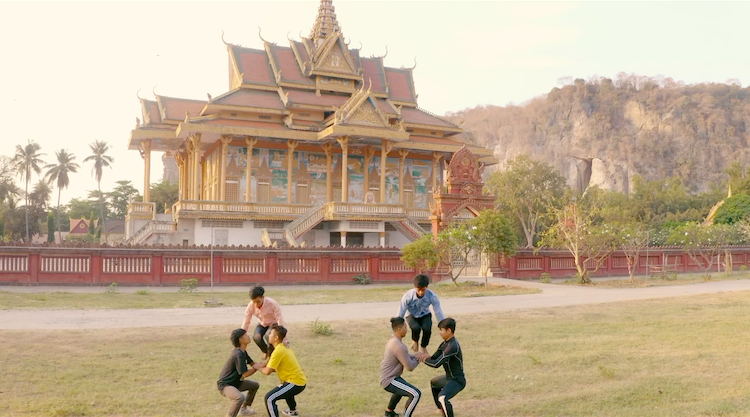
258 324 307 417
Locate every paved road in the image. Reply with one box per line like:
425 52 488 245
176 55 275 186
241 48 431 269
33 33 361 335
2 278 750 330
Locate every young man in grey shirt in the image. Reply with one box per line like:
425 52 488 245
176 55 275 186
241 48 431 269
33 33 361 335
379 317 429 417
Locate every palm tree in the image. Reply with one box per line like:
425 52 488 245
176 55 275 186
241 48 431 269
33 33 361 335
44 149 79 243
83 140 114 240
11 140 45 242
29 180 52 209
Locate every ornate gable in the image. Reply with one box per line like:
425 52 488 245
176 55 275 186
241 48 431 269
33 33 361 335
311 34 358 77
335 84 391 128
445 145 485 196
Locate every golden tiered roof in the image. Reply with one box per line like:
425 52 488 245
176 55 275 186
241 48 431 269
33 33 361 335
129 0 495 163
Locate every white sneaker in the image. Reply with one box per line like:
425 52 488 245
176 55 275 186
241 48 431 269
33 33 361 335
239 406 256 415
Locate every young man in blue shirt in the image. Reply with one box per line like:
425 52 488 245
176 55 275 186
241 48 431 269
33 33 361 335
397 273 445 354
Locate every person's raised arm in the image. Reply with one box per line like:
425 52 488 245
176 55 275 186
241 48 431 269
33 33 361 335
394 342 419 371
241 303 255 331
397 291 409 318
430 291 446 322
424 341 456 368
273 299 286 328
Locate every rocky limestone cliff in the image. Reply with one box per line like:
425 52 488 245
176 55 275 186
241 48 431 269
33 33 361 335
448 76 750 193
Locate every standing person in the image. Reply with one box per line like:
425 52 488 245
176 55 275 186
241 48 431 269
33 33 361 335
242 286 286 359
258 325 307 417
397 273 446 354
217 328 261 417
380 317 424 417
420 318 465 417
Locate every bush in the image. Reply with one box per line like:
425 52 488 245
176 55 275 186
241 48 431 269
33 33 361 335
105 282 118 294
311 318 333 336
179 278 199 293
352 273 371 285
135 290 149 295
740 265 748 271
540 273 551 284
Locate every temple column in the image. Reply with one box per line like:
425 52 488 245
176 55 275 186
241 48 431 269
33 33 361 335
185 144 193 200
398 149 409 205
380 139 393 204
341 231 347 247
364 146 375 197
322 142 333 203
142 140 152 202
337 136 349 203
432 152 443 194
219 136 232 201
287 140 298 204
175 153 184 201
379 231 386 247
245 137 257 202
190 134 201 200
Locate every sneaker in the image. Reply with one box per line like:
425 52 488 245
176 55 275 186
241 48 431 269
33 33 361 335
282 410 299 417
384 411 400 417
239 406 256 415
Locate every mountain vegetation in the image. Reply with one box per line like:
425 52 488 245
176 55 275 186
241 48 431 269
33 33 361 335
449 73 750 193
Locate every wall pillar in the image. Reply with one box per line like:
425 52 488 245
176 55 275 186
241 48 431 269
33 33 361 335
142 140 152 202
190 134 202 200
364 146 375 196
398 149 409 205
379 231 386 247
432 152 442 194
245 137 257 202
380 139 393 204
287 140 298 204
220 136 232 201
185 143 193 200
337 136 349 203
341 231 347 247
322 142 333 203
176 153 186 201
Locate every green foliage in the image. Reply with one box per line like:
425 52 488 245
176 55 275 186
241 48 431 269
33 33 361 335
741 265 748 272
150 180 179 213
401 234 441 272
540 273 551 283
47 212 55 242
178 278 199 293
107 180 141 218
486 155 567 247
352 273 371 285
310 318 333 336
65 234 98 244
96 226 102 240
88 211 95 234
105 282 119 294
135 290 149 295
666 222 744 273
714 193 750 224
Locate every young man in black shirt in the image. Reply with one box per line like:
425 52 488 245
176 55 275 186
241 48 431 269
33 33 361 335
217 328 261 416
420 317 465 417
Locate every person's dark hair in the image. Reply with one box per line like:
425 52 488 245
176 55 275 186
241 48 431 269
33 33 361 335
230 328 247 347
271 324 288 341
413 274 430 288
390 317 406 331
437 317 456 333
250 286 265 299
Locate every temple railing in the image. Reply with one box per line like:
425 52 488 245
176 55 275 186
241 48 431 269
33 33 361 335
284 204 326 247
173 200 313 219
326 202 406 218
126 202 156 220
406 208 431 220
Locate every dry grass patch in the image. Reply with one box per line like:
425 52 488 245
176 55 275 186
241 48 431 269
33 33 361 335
5 292 750 416
561 271 750 288
0 281 537 310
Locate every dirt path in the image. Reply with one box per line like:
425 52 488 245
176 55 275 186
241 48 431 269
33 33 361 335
2 278 750 330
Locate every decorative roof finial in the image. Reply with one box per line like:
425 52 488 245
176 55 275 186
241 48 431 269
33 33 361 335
258 27 274 45
152 85 158 97
310 0 341 41
221 30 229 46
136 88 142 100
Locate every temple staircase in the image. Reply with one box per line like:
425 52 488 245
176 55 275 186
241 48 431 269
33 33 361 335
283 203 326 247
390 218 427 242
126 220 176 245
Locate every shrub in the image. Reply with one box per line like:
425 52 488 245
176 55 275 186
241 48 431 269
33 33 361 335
352 272 371 285
311 318 333 336
540 273 551 284
740 265 748 271
105 282 119 294
179 278 199 293
135 290 149 295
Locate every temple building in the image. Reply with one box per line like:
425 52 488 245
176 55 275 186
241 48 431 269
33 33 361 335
126 0 496 248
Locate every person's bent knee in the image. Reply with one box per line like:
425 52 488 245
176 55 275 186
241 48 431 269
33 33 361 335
235 393 246 404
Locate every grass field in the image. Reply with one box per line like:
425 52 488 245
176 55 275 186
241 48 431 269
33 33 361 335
0 281 538 310
558 271 750 288
3 291 750 416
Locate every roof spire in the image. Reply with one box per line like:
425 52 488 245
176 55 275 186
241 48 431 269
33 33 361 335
310 0 341 43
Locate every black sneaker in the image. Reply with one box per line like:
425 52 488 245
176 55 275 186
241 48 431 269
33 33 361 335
384 411 400 417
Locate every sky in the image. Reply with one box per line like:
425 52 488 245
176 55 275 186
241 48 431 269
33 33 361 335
1 1 750 207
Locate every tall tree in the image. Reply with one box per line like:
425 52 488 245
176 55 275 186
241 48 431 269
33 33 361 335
106 180 141 218
28 180 52 210
46 212 55 243
83 140 114 240
486 155 567 248
150 180 179 213
44 149 80 243
11 139 45 242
